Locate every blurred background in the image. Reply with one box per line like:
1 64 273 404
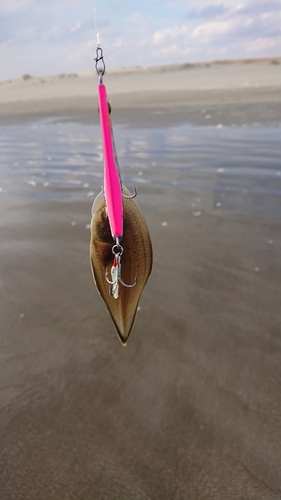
1 0 281 80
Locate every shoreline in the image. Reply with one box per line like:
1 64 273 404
1 56 281 84
1 58 281 126
1 87 280 127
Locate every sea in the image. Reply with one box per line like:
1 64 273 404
0 120 280 215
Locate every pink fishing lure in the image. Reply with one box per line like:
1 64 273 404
90 53 153 344
97 83 123 239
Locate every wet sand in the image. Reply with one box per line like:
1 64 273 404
1 59 281 499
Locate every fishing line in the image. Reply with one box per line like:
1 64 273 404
93 0 101 47
93 0 105 80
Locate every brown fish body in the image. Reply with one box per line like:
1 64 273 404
90 186 152 345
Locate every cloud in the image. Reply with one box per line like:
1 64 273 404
185 3 227 19
125 12 148 25
245 36 279 52
0 0 36 16
70 22 81 33
153 25 189 44
192 6 281 41
1 0 281 80
151 43 191 58
124 11 152 36
192 20 232 38
147 0 281 68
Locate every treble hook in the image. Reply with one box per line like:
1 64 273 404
101 185 137 200
105 238 137 298
123 185 137 199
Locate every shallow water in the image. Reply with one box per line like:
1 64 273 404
1 121 280 210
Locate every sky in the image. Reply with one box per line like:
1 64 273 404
1 0 280 80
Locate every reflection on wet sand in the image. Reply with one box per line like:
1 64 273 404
0 114 281 497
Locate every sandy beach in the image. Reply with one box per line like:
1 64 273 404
1 58 281 126
1 59 281 499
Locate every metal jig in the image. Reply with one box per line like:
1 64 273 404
95 44 137 297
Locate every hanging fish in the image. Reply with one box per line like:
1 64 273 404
90 47 153 345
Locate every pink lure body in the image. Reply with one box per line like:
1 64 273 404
98 83 123 239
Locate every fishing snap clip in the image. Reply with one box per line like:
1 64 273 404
95 46 105 82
